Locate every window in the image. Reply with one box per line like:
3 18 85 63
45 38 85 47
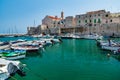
79 20 81 23
110 20 112 22
106 14 108 17
98 18 101 23
89 19 92 23
90 15 91 17
94 19 96 23
106 21 108 23
85 20 87 23
89 23 92 26
94 24 96 26
98 14 100 16
58 22 60 24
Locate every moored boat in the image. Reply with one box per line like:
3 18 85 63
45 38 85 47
83 34 103 40
0 58 26 80
0 49 26 60
61 34 73 39
11 44 40 52
10 39 27 46
0 42 10 50
96 39 120 54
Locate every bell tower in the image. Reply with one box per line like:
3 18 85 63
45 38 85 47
61 11 64 20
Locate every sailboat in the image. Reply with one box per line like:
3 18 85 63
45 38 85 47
7 28 14 37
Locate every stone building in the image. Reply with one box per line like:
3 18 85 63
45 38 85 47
27 10 120 36
42 12 65 34
27 25 41 35
27 27 37 35
64 16 75 27
72 10 120 36
42 15 61 28
101 13 120 36
75 10 111 26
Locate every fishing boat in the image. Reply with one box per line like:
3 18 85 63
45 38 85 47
39 38 62 46
0 42 10 50
61 33 73 39
0 58 26 80
32 34 54 38
96 39 116 47
83 34 103 40
0 50 26 60
101 45 120 51
97 39 120 52
71 34 81 39
11 44 40 52
10 39 27 46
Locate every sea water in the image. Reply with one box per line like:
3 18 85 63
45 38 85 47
1 37 120 80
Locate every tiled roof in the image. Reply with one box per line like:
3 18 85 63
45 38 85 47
48 16 61 20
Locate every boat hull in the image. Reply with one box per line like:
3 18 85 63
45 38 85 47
2 54 26 60
0 72 9 80
101 46 120 51
61 37 73 39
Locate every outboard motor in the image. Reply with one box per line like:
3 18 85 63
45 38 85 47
7 63 26 77
58 39 62 42
51 40 55 44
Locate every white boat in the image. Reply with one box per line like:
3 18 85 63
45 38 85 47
71 34 81 39
61 34 73 39
97 39 120 51
83 34 103 40
10 39 27 46
0 58 26 80
96 39 116 47
39 38 62 45
32 34 54 38
11 41 40 52
11 45 39 51
101 45 120 51
0 42 10 50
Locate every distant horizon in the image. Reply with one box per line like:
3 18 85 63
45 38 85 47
0 0 120 34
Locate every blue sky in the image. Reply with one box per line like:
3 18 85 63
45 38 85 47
0 0 120 34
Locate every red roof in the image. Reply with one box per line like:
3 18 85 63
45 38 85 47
48 16 61 20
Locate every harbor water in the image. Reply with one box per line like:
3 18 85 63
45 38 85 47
1 37 120 80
